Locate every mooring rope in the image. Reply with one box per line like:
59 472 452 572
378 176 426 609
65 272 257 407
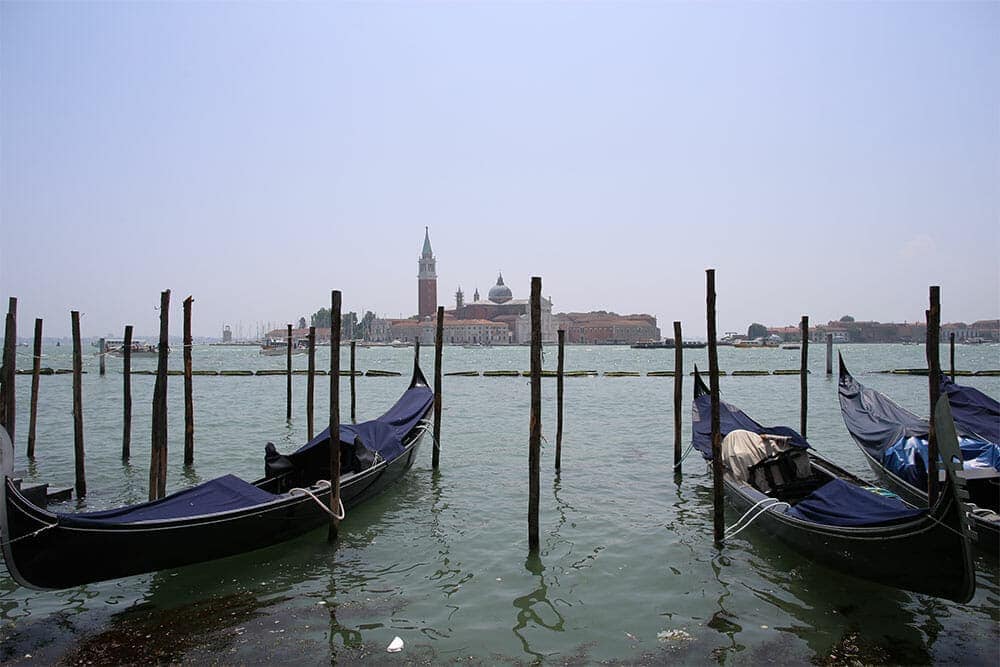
672 443 696 469
0 521 58 547
289 480 345 521
723 497 789 541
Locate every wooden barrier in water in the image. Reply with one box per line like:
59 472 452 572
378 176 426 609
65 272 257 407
122 325 133 461
926 286 941 506
329 290 342 542
800 315 808 439
673 321 682 472
528 276 542 553
950 332 955 382
98 338 106 376
71 310 86 498
286 324 293 422
183 297 194 466
307 326 316 440
350 340 357 424
149 290 170 501
706 269 723 547
556 329 565 471
27 318 42 460
826 333 833 376
433 306 443 469
1 297 16 443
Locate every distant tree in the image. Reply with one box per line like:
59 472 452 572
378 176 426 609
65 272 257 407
310 309 357 339
297 317 307 330
839 315 855 323
747 323 768 339
311 308 331 328
359 311 376 340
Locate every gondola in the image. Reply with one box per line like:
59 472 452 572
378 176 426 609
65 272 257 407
0 362 434 590
691 368 975 603
838 356 999 555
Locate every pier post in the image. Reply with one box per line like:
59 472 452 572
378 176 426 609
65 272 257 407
1 297 16 443
71 310 86 498
529 276 542 552
150 290 170 501
307 326 316 440
328 291 342 542
949 332 955 382
926 286 941 506
27 318 42 459
350 340 357 424
800 316 809 439
98 338 106 376
122 325 133 461
433 306 443 468
673 321 683 471
286 324 293 422
555 329 565 471
826 333 833 376
706 270 723 546
183 296 194 466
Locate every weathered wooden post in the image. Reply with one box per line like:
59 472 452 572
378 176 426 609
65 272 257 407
350 340 357 424
149 290 170 501
27 318 42 459
183 296 194 466
673 321 683 470
307 325 316 440
328 291 342 542
98 338 106 376
926 286 941 506
122 325 133 461
826 333 833 376
800 315 809 438
529 276 542 552
71 310 86 498
949 332 955 382
706 270 723 546
433 306 443 468
555 328 565 471
1 297 16 443
286 324 293 422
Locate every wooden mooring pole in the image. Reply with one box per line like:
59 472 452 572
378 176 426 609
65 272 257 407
350 340 357 424
555 328 565 471
122 324 133 461
706 270 723 546
150 290 170 501
826 333 833 376
71 310 86 498
98 338 106 376
800 315 809 439
328 290 342 542
673 321 683 471
926 286 941 506
183 296 194 466
528 276 542 552
433 306 443 469
1 297 16 443
286 324 293 422
307 326 316 440
949 332 955 382
27 318 42 459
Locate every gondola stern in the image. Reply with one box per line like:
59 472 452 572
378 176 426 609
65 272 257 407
410 359 430 389
0 427 52 591
693 366 710 399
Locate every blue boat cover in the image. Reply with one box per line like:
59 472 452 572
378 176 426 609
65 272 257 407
942 377 1000 445
58 475 277 527
786 478 925 526
692 392 809 460
883 435 1000 488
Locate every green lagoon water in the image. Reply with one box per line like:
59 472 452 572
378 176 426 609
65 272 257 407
1 343 998 664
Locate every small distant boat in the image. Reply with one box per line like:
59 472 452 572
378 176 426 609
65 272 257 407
260 339 308 356
691 367 975 602
103 339 164 358
631 339 707 349
781 344 800 350
838 356 999 556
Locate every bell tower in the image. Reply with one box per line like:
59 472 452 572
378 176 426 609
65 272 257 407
418 227 437 319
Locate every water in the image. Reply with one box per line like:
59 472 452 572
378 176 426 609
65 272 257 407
2 343 998 664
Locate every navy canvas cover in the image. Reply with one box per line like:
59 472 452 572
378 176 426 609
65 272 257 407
942 378 1000 445
692 392 808 460
786 478 925 526
58 475 277 527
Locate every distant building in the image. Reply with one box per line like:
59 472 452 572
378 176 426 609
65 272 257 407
222 325 232 343
418 227 437 319
448 272 557 344
556 312 660 345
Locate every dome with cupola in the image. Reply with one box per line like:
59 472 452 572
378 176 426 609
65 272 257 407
488 272 513 304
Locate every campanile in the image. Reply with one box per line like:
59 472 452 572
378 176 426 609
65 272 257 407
418 227 437 318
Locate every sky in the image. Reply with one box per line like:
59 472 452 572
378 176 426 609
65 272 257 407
1 1 997 339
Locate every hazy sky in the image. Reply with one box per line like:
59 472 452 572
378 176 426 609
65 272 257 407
2 1 997 338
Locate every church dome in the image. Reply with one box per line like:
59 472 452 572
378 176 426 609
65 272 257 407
488 272 513 304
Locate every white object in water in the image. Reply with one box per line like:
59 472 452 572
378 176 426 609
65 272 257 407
387 636 404 653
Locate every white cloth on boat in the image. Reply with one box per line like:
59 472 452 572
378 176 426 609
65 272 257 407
720 430 794 482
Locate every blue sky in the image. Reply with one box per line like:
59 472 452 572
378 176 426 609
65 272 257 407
2 1 997 338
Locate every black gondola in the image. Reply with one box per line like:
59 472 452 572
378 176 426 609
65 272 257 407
692 368 975 603
838 356 999 556
0 363 434 590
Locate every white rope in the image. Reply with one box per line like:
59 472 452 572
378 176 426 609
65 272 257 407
672 443 696 469
724 500 790 542
0 521 58 547
289 479 345 520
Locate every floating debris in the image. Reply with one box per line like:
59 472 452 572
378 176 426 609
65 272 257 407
387 636 404 652
657 629 694 642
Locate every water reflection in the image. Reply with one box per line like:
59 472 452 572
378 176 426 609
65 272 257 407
512 553 565 662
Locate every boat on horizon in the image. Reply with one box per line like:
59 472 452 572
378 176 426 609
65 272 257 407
0 362 434 590
260 338 308 356
630 339 707 349
691 367 975 603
